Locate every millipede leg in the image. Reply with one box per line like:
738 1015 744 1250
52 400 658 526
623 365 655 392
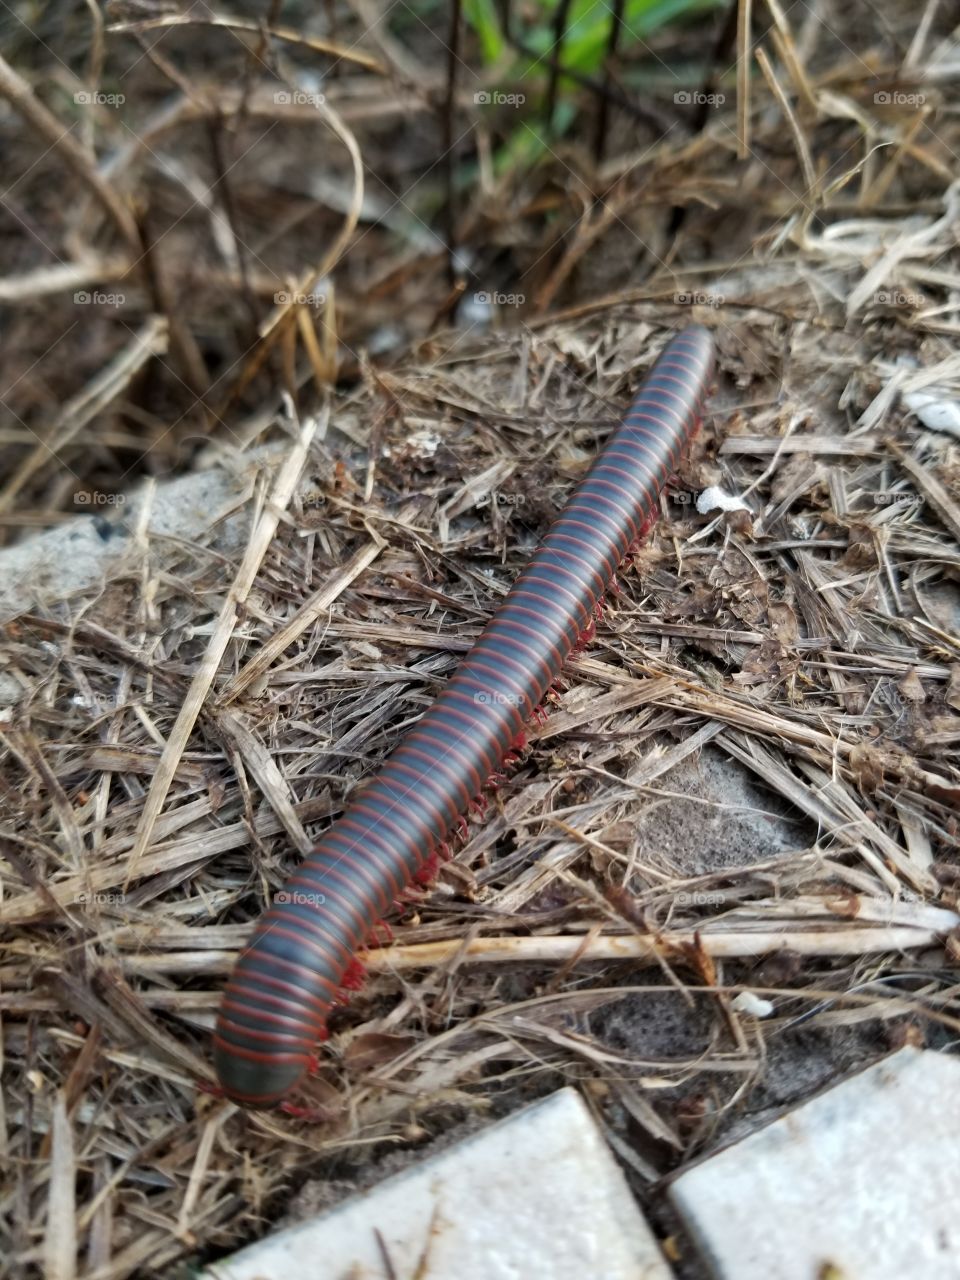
340 959 367 991
279 1099 331 1122
369 919 395 945
571 619 596 654
414 852 439 885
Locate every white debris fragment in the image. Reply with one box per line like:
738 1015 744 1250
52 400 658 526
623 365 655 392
367 324 405 356
696 485 750 515
903 387 960 439
405 429 441 457
731 991 775 1018
459 292 495 328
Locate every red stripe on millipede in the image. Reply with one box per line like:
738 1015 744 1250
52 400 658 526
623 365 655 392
494 599 582 658
391 746 476 814
455 655 535 713
556 499 639 547
467 630 558 694
500 589 585 650
546 530 622 584
459 637 547 693
321 832 407 901
233 946 341 999
214 1029 310 1061
408 723 489 799
513 572 593 631
219 995 317 1035
334 815 420 879
350 782 447 847
360 767 461 844
260 908 364 964
294 855 393 917
222 966 331 1017
442 691 535 747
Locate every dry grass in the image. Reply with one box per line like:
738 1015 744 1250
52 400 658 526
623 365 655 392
1 2 960 1277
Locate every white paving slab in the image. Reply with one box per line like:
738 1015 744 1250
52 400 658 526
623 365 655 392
671 1046 960 1280
204 1087 674 1280
0 463 253 625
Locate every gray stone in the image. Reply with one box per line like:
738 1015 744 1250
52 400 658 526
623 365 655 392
0 459 262 625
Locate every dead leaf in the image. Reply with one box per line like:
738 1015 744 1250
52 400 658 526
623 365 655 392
824 888 862 919
849 742 885 793
898 669 925 703
768 600 799 646
843 521 876 567
344 1032 418 1071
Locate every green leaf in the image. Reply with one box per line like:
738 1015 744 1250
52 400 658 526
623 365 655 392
463 0 506 63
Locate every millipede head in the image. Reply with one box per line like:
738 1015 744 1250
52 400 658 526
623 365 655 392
213 1041 311 1109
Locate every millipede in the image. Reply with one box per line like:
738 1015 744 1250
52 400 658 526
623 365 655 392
214 324 716 1108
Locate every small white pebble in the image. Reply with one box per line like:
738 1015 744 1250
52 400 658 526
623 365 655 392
406 430 441 457
731 991 775 1018
903 387 960 439
459 293 494 328
696 486 750 515
351 641 382 660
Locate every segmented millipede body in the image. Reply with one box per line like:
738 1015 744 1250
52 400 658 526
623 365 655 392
215 325 715 1107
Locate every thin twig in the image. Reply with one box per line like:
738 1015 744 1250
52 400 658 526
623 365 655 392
123 408 324 884
0 53 139 250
